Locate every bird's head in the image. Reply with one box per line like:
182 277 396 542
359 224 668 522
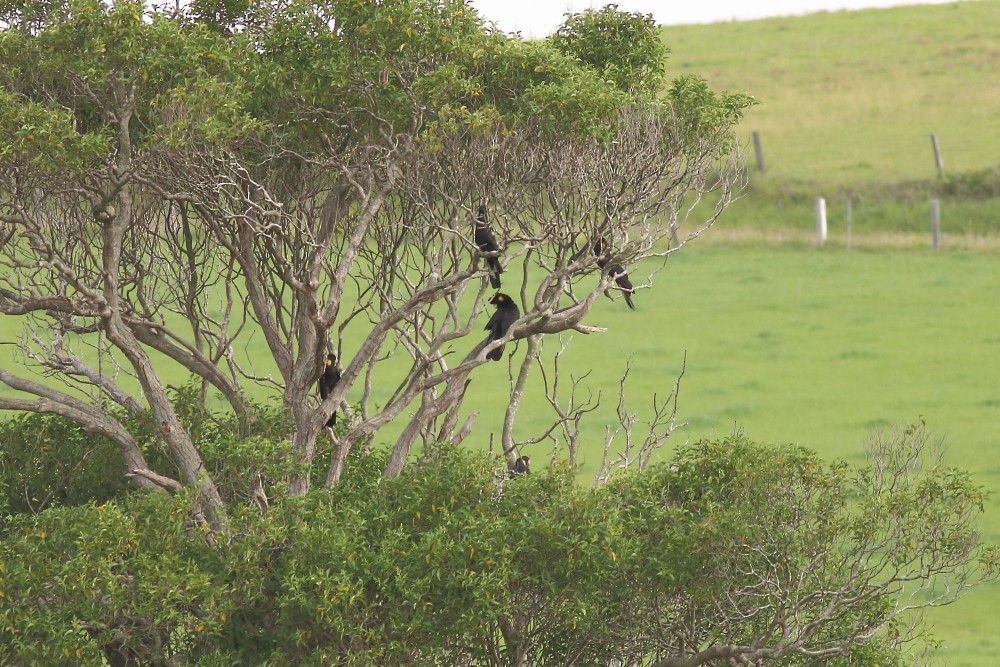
490 292 510 306
326 353 337 366
477 204 487 217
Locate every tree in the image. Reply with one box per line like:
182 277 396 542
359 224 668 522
550 4 668 96
0 0 753 522
0 0 247 531
1 6 994 665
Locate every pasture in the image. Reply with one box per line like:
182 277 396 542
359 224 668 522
652 6 1000 661
661 0 1000 187
397 241 1000 663
546 243 1000 665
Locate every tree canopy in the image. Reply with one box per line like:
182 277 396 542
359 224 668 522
0 0 752 523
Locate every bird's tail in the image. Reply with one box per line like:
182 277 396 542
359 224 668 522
624 291 635 310
488 258 502 288
486 344 504 361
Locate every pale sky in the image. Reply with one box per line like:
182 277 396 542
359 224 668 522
469 0 961 37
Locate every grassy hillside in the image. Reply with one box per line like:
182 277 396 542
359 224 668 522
662 1 1000 187
656 8 1000 662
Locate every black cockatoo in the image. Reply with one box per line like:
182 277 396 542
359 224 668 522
484 292 520 361
593 238 635 310
510 455 531 477
475 204 503 289
318 352 341 428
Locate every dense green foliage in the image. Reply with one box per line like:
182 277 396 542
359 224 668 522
3 426 993 666
0 412 136 514
0 382 291 515
550 5 667 96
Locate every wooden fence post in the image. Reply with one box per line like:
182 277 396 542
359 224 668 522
930 199 941 250
815 197 827 247
752 131 766 174
930 133 945 179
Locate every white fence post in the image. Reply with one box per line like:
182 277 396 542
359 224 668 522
815 197 827 247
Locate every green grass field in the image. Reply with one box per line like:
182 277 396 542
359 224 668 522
662 1 1000 187
670 244 1000 666
652 7 1000 659
451 243 1000 665
473 245 1000 512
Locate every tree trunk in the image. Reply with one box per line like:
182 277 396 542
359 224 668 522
287 397 322 495
499 616 530 667
97 103 228 533
325 432 351 487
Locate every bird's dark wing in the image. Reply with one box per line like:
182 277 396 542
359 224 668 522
319 368 337 397
485 300 519 361
601 263 636 309
499 304 520 335
613 269 635 310
486 343 504 362
612 269 632 289
475 222 503 288
318 366 341 399
318 367 341 427
593 237 607 257
484 309 502 335
475 225 499 253
485 309 506 360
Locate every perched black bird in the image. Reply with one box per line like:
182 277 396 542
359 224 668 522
318 352 341 428
510 455 531 477
593 238 635 310
474 204 503 289
484 292 520 361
